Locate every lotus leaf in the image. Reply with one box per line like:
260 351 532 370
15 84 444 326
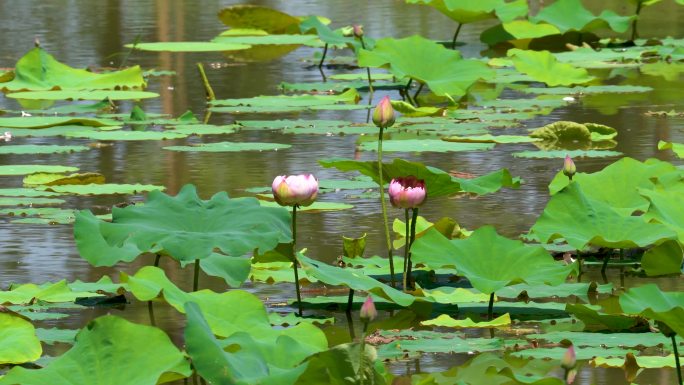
620 284 684 337
501 20 562 40
530 183 677 250
299 16 356 47
218 5 303 34
531 0 633 34
507 49 594 86
512 149 622 158
164 141 290 152
0 311 41 364
0 116 117 128
0 316 190 385
422 313 511 328
297 254 415 306
658 140 684 158
4 126 103 138
565 303 645 332
126 41 250 52
212 34 321 47
35 327 78 345
419 287 490 304
406 0 527 24
643 188 684 243
0 144 89 155
211 88 359 107
358 35 493 98
411 226 575 294
529 121 617 146
0 280 101 305
170 124 238 136
319 157 520 197
65 129 189 140
0 188 60 197
184 302 313 385
258 200 353 212
527 330 670 349
74 184 291 265
496 282 613 301
38 183 164 196
593 354 681 369
375 329 512 359
511 346 636 361
522 85 653 95
268 312 334 327
295 343 387 385
6 90 159 100
0 196 65 206
443 134 539 144
0 165 78 176
23 172 105 186
0 47 145 92
359 139 495 153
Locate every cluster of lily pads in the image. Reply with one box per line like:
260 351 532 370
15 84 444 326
1 2 684 384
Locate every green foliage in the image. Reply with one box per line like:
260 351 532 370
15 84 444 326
620 284 684 336
0 311 42 364
507 49 595 86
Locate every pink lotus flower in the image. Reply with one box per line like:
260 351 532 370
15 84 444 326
561 344 576 370
388 176 426 209
563 155 576 179
272 174 319 207
360 296 377 322
372 95 395 129
352 25 364 38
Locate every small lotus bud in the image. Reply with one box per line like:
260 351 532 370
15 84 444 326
271 174 319 207
561 345 576 370
372 95 395 129
359 296 377 323
353 25 364 38
388 176 426 209
563 155 576 180
565 368 577 384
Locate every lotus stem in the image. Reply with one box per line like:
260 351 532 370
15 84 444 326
377 127 396 286
413 83 424 105
631 2 643 41
405 208 419 291
359 37 374 94
345 310 356 340
154 253 161 267
318 43 329 68
452 23 463 49
673 334 683 385
404 79 415 105
488 292 495 321
347 288 355 313
292 205 303 316
147 300 156 326
403 208 410 287
196 63 215 101
601 253 611 274
193 259 200 292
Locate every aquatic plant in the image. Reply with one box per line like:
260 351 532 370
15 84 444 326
388 176 426 289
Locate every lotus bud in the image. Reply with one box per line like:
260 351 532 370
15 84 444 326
360 296 377 323
388 176 426 209
565 368 577 384
353 25 364 38
372 95 395 129
272 174 319 207
563 155 576 180
561 345 576 370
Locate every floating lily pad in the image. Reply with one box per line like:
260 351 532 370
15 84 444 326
7 90 159 101
358 139 494 153
0 144 89 155
0 165 78 176
212 34 321 47
512 150 622 158
507 49 595 86
65 130 188 141
0 188 60 197
0 116 117 129
258 200 353 212
2 126 104 138
126 41 251 52
0 280 100 305
34 328 78 346
443 134 539 144
211 88 359 108
0 197 66 207
23 172 105 186
164 141 290 152
421 313 511 328
522 85 653 95
218 5 303 34
170 124 239 136
620 284 684 337
39 183 164 196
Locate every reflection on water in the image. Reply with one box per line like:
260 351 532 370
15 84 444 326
0 1 683 383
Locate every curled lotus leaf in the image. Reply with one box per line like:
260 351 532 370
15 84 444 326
530 0 634 34
619 284 684 337
218 5 304 34
74 184 292 266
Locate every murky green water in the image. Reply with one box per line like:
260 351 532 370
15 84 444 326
1 1 683 383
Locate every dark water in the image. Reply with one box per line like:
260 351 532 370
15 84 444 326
0 1 683 383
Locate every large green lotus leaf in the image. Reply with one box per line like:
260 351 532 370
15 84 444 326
295 343 387 385
210 104 368 114
411 227 574 294
74 184 291 265
218 5 302 34
529 121 617 143
164 141 290 152
319 157 520 197
24 172 105 186
0 188 60 197
501 20 562 39
421 313 511 328
510 346 636 361
0 144 89 155
565 303 644 332
496 282 613 302
619 284 684 337
38 183 164 196
0 311 41 364
297 254 415 307
548 157 680 214
126 41 250 52
358 139 495 153
238 119 374 135
184 302 312 385
406 0 527 24
299 16 357 48
0 316 190 385
593 354 680 369
530 183 677 250
0 165 78 176
0 47 145 92
530 0 633 33
211 88 358 107
6 90 158 100
258 200 353 212
522 85 652 95
0 280 100 305
527 330 670 349
195 253 251 288
513 150 622 158
212 34 321 47
640 239 683 276
0 116 117 128
507 49 594 86
358 35 494 98
658 140 684 158
442 134 539 144
419 287 490 304
643 188 684 243
474 95 569 112
411 353 562 385
65 129 188 140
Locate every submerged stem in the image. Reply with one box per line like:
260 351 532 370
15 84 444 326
292 205 303 316
377 127 395 286
673 334 683 385
193 259 200 292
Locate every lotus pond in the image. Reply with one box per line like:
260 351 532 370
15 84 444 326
1 1 684 384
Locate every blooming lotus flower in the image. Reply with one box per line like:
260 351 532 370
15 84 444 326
272 174 319 207
372 95 395 129
563 155 576 179
561 345 576 370
388 176 426 209
352 25 364 38
360 296 377 322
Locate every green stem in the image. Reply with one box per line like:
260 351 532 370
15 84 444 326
154 254 161 267
413 83 424 105
196 63 215 101
601 253 610 274
403 208 410 288
377 127 395 286
347 288 355 313
359 320 370 385
405 208 419 290
318 43 328 68
193 259 200 292
452 23 463 49
359 37 374 94
147 300 156 326
673 334 683 385
292 205 303 316
631 2 643 41
488 292 495 321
